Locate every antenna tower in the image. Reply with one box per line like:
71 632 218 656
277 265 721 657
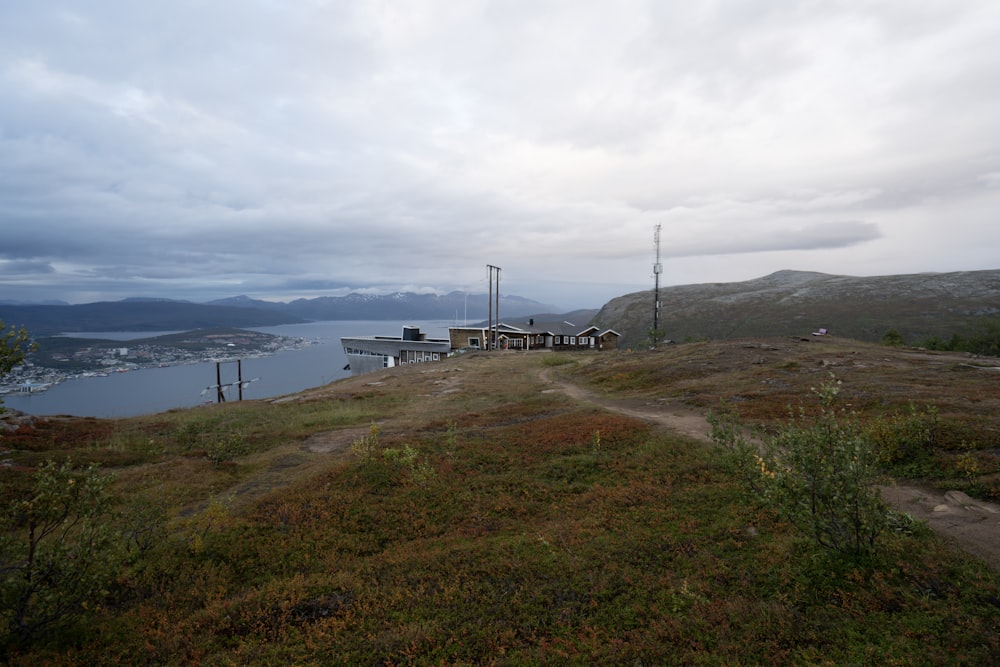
652 224 662 348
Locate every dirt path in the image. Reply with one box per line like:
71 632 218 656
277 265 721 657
540 368 1000 572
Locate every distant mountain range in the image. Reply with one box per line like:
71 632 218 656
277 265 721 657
7 270 998 345
205 292 554 323
0 292 558 336
592 269 1000 349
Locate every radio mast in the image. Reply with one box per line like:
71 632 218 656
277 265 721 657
652 224 662 348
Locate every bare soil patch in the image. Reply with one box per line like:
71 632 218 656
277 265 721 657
881 485 1000 572
540 367 712 442
303 426 370 454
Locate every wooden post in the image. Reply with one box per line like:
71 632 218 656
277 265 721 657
216 362 225 403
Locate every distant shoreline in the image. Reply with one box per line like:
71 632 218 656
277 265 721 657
2 328 309 396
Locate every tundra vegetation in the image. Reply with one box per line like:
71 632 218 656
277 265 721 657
710 376 892 559
919 314 1000 356
1 337 999 664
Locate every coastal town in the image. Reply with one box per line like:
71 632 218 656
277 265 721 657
0 328 307 396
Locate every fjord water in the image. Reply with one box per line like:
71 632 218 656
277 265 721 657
3 321 451 418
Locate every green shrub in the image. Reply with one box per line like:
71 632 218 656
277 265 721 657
382 445 437 487
1 460 121 645
0 321 36 411
708 400 762 494
174 421 203 450
205 433 250 465
590 429 605 465
541 354 575 367
350 422 382 463
881 328 905 347
922 335 948 351
648 327 668 347
350 424 436 487
713 376 890 559
170 494 234 556
920 316 1000 357
866 403 938 468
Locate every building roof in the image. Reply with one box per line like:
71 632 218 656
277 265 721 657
448 321 619 338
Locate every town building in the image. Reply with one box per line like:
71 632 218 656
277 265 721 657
342 321 620 376
447 320 620 353
341 326 452 375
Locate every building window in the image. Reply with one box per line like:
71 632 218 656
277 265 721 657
468 338 480 348
570 337 576 345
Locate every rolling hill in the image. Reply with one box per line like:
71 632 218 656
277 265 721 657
590 269 1000 349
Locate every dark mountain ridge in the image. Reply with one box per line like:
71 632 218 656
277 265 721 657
210 291 554 322
0 301 301 337
0 292 557 336
8 270 998 345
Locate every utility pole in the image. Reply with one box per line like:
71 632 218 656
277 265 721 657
487 265 493 350
652 224 662 348
204 359 258 403
486 264 501 350
495 266 501 348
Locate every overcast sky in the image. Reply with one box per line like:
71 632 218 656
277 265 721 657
2 1 999 309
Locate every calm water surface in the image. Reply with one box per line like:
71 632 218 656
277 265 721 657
3 321 451 418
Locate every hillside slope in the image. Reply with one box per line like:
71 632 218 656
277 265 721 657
591 269 1000 349
3 341 1000 663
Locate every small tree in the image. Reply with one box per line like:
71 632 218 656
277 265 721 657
0 321 36 409
963 316 1000 356
350 422 382 463
1 460 121 645
708 400 763 494
647 327 668 348
713 376 889 559
881 328 905 348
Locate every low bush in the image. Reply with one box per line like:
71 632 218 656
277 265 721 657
712 376 890 559
205 433 250 465
540 353 575 367
881 328 905 347
866 402 938 468
1 460 121 647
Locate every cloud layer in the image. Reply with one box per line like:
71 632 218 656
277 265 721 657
2 1 999 308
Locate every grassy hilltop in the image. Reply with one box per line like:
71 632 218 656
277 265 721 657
3 340 1000 664
593 268 1000 349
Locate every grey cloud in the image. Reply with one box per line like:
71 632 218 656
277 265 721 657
0 1 998 306
0 261 55 276
667 221 881 258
